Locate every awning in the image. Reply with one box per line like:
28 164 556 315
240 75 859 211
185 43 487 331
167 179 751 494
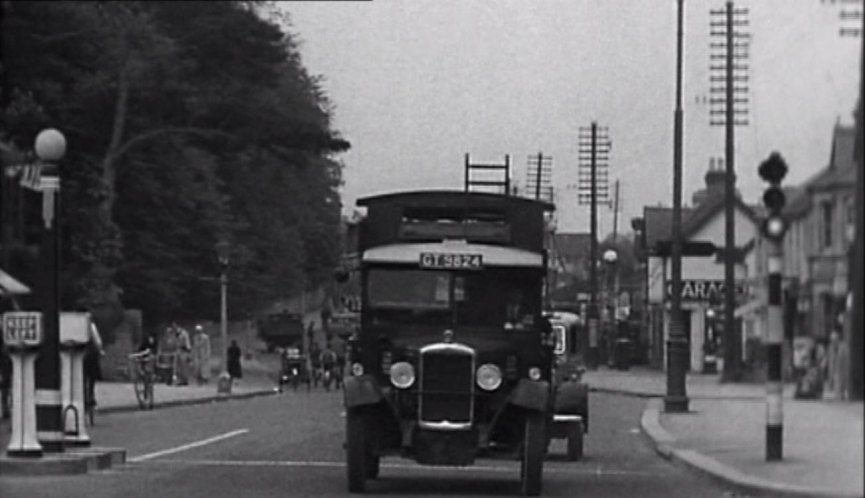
0 268 31 296
734 296 765 318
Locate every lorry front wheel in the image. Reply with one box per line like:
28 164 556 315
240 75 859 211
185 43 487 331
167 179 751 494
521 412 545 496
566 420 584 461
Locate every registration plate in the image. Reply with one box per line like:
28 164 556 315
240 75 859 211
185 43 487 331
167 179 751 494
419 252 482 270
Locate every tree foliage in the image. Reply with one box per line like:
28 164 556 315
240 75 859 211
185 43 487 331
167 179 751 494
1 1 348 337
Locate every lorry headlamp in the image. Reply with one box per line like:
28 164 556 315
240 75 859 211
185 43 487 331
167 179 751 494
389 361 415 389
476 363 503 391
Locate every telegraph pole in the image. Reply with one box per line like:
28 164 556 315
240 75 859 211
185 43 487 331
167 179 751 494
527 151 554 308
852 0 864 401
611 179 620 244
710 2 750 382
822 0 864 401
526 151 553 202
578 123 611 369
665 0 689 413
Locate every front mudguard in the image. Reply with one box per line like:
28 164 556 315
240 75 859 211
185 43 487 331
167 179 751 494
554 381 589 432
343 375 383 409
508 379 550 413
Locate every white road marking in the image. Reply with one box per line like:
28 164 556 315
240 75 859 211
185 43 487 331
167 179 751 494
143 458 652 476
128 429 250 462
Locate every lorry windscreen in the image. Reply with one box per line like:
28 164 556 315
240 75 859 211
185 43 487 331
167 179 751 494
366 268 539 329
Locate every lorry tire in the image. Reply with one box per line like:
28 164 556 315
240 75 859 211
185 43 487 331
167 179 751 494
521 412 545 496
346 408 367 492
566 420 584 461
365 448 380 479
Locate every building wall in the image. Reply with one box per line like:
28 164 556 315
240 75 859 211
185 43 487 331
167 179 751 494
646 205 758 372
801 187 854 340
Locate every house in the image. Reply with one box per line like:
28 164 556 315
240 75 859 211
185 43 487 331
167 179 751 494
780 124 857 341
638 161 760 372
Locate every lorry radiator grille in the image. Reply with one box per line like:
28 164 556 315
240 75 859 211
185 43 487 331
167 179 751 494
419 346 474 428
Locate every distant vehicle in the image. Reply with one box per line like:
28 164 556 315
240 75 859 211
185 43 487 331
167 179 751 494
327 310 360 340
258 311 304 352
342 190 555 495
545 310 589 461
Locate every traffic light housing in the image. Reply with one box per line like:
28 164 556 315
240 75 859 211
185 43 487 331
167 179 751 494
758 152 788 241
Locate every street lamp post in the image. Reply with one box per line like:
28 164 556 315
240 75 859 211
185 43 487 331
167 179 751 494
666 0 690 413
33 128 66 452
216 240 232 394
603 250 618 366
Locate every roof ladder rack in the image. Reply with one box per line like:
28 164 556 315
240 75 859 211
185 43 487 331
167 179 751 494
464 153 511 195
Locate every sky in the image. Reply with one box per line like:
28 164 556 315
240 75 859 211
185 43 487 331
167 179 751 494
278 0 861 236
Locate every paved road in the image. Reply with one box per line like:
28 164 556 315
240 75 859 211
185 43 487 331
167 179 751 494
0 391 744 498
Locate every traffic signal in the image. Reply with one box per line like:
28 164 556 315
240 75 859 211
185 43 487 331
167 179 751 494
758 152 788 241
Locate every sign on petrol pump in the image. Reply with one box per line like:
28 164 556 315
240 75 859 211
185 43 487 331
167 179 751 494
2 311 43 348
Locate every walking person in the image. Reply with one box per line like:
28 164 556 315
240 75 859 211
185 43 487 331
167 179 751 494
827 327 850 400
192 325 211 385
227 340 243 382
83 321 104 415
174 323 192 386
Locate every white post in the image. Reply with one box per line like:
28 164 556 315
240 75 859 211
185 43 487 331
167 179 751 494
7 351 42 456
60 346 90 446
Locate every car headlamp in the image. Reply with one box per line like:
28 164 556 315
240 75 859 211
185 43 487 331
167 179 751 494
389 361 415 389
476 363 503 391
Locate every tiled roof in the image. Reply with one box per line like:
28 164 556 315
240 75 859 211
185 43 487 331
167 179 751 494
809 125 857 192
783 185 811 220
680 193 757 238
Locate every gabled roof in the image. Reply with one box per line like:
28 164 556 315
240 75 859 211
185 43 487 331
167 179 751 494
783 185 812 220
553 233 594 260
808 125 857 192
680 192 758 239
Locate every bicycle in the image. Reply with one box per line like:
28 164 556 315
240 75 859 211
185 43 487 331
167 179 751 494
129 351 156 410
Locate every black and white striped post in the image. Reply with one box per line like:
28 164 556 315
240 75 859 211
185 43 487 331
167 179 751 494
765 236 784 461
758 151 789 462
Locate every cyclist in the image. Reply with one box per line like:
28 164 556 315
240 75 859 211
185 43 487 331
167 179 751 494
319 343 338 391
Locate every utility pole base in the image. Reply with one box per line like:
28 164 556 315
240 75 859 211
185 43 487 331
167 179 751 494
663 395 689 413
766 425 783 461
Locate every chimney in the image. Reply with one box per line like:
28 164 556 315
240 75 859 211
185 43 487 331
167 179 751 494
704 157 727 196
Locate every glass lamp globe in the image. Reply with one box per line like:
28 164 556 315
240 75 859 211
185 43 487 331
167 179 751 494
34 129 67 162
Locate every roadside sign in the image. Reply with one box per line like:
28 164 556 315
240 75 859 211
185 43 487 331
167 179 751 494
2 311 43 348
18 164 43 191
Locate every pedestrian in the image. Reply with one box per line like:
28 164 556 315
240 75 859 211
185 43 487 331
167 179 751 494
1 336 12 420
227 340 243 381
173 323 191 386
137 332 158 355
320 306 332 332
827 328 849 400
83 321 104 410
192 325 212 385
